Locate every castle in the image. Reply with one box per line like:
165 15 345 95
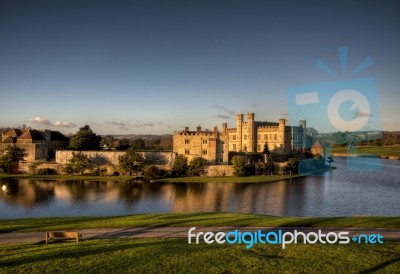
173 113 308 164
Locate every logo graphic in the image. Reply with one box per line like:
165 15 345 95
188 227 384 250
286 47 382 171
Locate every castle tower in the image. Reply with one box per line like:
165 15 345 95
247 113 255 152
279 118 286 151
236 114 243 151
299 120 307 151
221 123 227 134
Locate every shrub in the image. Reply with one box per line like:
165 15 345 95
144 165 160 180
172 155 188 177
232 155 246 177
63 164 74 175
37 168 57 175
187 157 205 176
112 171 120 176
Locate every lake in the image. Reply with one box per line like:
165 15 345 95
1 157 399 218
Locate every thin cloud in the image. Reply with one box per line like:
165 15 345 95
132 121 164 128
53 121 77 128
216 114 230 119
213 104 235 115
106 121 130 131
28 117 52 126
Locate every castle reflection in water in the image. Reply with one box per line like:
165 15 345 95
2 158 400 218
0 177 327 218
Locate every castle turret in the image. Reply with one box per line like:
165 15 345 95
299 120 306 151
222 123 227 134
247 113 255 152
279 118 286 151
236 114 243 151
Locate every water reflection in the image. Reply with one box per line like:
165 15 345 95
1 157 399 218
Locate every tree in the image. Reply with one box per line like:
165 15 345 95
65 152 92 174
255 159 265 175
286 157 299 175
69 125 101 150
100 135 115 147
187 157 205 176
116 138 131 150
0 146 26 173
232 155 246 177
172 155 188 177
263 142 270 154
144 165 160 180
118 148 144 175
131 138 146 150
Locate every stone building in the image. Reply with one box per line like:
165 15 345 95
173 113 308 164
0 128 69 162
311 140 325 156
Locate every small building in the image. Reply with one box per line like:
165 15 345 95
0 128 69 162
311 140 324 156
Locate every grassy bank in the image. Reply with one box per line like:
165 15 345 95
154 174 305 183
0 173 292 183
333 145 400 157
1 238 399 273
0 167 332 184
1 213 399 233
0 173 314 184
155 167 333 183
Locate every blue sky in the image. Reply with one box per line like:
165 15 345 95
0 0 399 134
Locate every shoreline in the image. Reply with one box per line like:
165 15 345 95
0 167 334 183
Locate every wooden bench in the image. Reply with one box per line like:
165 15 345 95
45 231 82 243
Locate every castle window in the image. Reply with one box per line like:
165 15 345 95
244 135 247 140
185 139 190 144
202 139 208 144
202 150 207 155
243 145 247 151
274 134 277 140
257 145 261 151
233 135 236 140
264 134 267 140
185 149 190 154
220 159 223 163
233 144 236 150
257 134 260 140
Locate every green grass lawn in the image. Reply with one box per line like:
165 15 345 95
0 168 332 184
333 146 400 157
154 174 306 183
1 213 399 233
0 238 399 273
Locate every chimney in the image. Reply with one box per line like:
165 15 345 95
184 126 189 132
197 126 201 133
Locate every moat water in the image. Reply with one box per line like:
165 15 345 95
1 157 399 218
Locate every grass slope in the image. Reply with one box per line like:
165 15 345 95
1 213 399 233
0 238 399 273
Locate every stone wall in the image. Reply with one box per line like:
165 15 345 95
56 150 175 166
205 165 234 177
